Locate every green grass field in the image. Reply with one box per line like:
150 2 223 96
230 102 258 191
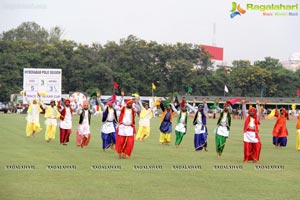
0 113 299 200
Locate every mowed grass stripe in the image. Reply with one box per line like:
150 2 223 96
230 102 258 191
0 113 299 200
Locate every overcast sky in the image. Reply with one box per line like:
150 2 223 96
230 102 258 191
1 0 299 64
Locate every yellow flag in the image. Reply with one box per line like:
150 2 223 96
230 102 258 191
292 103 296 111
267 109 276 118
39 91 48 97
154 100 161 106
152 83 156 90
132 93 140 98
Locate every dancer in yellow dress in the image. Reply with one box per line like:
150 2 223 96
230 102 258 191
44 99 61 142
24 92 43 137
136 97 155 142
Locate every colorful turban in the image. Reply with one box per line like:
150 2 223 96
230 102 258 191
106 94 116 106
106 101 113 106
126 99 134 105
64 99 70 104
280 108 288 116
180 100 186 110
248 107 257 117
163 100 170 108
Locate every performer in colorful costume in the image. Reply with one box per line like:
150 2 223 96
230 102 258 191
77 101 93 148
215 103 231 157
44 99 61 142
296 113 300 151
171 100 188 148
115 99 136 158
187 98 208 151
24 92 43 137
242 100 262 162
272 108 288 147
58 99 75 145
136 98 154 142
98 94 119 151
159 100 173 145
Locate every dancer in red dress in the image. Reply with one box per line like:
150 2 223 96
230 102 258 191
242 100 261 162
115 99 136 159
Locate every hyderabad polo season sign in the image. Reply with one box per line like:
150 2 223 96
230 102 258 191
23 68 62 104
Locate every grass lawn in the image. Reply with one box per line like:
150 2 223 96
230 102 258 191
0 113 299 200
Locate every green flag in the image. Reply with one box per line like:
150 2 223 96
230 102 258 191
188 86 193 94
90 90 101 98
210 100 217 109
90 91 97 97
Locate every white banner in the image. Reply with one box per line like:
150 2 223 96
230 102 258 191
23 68 62 104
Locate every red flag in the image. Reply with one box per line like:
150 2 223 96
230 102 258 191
226 98 241 106
297 89 300 97
113 82 119 89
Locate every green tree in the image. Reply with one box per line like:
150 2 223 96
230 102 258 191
48 26 64 43
0 22 49 44
232 60 251 68
229 65 274 97
254 57 283 70
2 22 299 101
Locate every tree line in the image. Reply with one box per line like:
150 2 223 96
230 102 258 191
0 22 299 101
